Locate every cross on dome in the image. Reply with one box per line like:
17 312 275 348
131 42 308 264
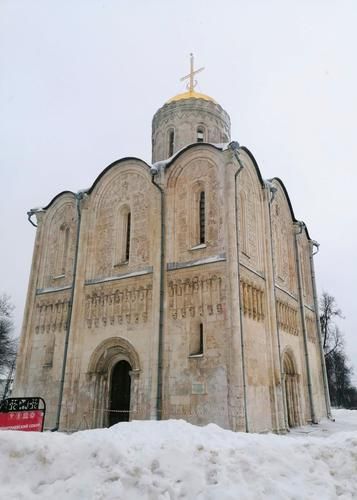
180 53 205 92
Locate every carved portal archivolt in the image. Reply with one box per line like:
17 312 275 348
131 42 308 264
87 337 141 428
282 349 302 428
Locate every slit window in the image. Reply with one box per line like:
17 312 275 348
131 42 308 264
240 192 249 256
190 323 204 356
199 191 205 244
125 212 131 262
55 224 70 277
168 129 175 157
61 226 70 274
197 126 205 142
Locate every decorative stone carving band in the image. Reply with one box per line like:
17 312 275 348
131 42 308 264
168 274 224 320
85 284 152 328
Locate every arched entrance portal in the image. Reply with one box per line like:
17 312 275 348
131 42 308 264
109 360 132 425
282 350 301 428
87 337 141 428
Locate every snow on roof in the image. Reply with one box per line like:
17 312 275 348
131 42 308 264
151 142 230 172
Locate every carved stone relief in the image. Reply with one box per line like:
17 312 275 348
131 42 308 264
305 314 316 344
169 159 223 260
85 282 152 328
91 170 151 280
34 292 71 367
35 296 70 335
237 169 263 271
240 279 265 322
277 299 299 336
168 274 225 320
271 195 297 294
41 200 76 289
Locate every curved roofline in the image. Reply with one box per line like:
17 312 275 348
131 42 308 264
153 142 227 170
41 157 152 210
42 190 76 210
270 177 312 240
153 144 266 190
87 156 151 195
239 146 265 187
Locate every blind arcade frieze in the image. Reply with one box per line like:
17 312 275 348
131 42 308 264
85 284 153 328
168 274 225 320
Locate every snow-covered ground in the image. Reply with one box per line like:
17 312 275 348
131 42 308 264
0 409 356 500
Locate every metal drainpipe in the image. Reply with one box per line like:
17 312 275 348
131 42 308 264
53 191 84 431
309 241 333 419
294 221 317 424
151 170 165 421
266 182 288 431
27 210 39 227
228 142 248 432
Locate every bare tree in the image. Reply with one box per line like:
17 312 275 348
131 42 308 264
320 292 344 357
320 292 356 408
0 294 17 377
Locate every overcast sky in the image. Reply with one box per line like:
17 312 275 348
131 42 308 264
1 0 356 383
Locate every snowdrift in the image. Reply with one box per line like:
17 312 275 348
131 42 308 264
0 410 356 500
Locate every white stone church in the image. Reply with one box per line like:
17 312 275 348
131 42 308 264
13 57 331 432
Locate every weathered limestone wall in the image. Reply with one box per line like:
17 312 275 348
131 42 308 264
163 266 230 428
13 193 78 428
60 160 162 430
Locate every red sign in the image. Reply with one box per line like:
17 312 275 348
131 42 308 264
0 410 44 432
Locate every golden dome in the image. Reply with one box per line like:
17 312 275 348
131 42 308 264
166 90 216 104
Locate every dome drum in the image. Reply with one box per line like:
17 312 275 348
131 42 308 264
152 95 231 163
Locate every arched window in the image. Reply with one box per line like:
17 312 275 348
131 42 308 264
199 191 205 244
197 126 205 143
168 128 175 157
190 323 204 356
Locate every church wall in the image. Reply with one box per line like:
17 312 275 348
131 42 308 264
163 148 232 428
165 148 226 264
236 152 277 432
13 213 45 398
271 190 298 298
37 195 77 290
57 161 162 430
61 274 154 430
271 185 328 425
307 341 327 419
276 285 310 424
163 264 230 428
217 147 289 433
279 331 309 423
13 193 78 429
240 267 273 433
298 231 327 420
85 162 154 281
